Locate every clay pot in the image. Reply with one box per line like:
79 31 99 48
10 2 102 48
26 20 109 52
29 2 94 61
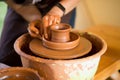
14 32 107 80
42 23 81 50
42 32 81 50
50 23 71 42
0 67 41 80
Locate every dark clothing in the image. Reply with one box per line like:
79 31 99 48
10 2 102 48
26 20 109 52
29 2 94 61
0 8 28 66
0 2 76 66
35 0 60 16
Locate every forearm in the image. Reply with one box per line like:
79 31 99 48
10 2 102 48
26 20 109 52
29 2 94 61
48 0 80 17
5 0 42 22
60 0 80 14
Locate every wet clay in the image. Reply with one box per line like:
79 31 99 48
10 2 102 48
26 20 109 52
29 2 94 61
28 23 92 59
50 23 71 42
0 67 40 80
30 35 92 59
42 32 80 50
42 23 81 50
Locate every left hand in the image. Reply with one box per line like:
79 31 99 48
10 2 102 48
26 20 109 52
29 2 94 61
28 20 43 39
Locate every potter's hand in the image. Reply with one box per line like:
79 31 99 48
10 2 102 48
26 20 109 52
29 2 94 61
42 5 62 27
42 14 61 39
28 20 43 39
42 14 61 27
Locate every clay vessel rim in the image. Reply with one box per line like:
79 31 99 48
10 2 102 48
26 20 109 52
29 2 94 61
0 67 40 79
50 27 71 32
50 28 71 32
0 67 37 73
50 23 71 32
14 32 107 63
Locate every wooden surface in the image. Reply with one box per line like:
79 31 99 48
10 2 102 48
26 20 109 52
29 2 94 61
85 25 120 80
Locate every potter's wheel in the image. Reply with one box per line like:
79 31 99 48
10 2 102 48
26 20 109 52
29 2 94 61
29 32 92 59
28 23 92 59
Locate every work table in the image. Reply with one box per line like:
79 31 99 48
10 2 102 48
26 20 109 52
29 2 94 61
85 25 120 80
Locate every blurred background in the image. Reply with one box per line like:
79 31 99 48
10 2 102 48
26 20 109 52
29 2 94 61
0 1 7 36
75 0 120 30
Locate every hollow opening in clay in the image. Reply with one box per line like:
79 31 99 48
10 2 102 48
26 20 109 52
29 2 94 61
17 32 105 60
51 24 70 31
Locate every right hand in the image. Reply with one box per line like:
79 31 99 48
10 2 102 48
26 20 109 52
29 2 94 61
42 14 61 39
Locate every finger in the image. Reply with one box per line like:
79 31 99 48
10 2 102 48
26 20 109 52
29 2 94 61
48 15 54 26
52 16 57 24
28 23 39 34
57 16 61 24
28 27 38 38
53 15 61 24
42 16 49 27
42 16 49 38
56 18 61 24
39 23 43 37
